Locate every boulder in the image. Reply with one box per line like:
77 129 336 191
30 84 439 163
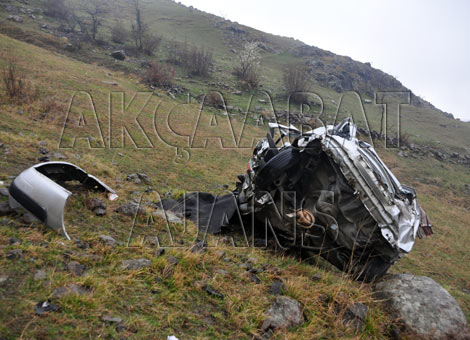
7 15 23 23
261 296 304 331
111 50 126 61
115 202 145 216
374 274 468 339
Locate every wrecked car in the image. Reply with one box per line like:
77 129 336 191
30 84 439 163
161 118 433 281
8 162 117 240
235 118 433 280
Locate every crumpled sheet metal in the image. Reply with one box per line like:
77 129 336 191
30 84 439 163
268 118 421 254
8 162 117 240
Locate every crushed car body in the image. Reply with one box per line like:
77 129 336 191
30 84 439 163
8 162 117 240
236 118 433 280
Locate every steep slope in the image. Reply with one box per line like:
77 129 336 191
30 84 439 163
1 0 469 153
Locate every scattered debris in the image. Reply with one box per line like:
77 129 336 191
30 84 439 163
203 285 224 299
8 162 118 240
35 300 60 315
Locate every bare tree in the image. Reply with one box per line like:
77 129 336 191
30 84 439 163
79 0 108 41
233 41 260 89
282 63 310 103
130 0 146 52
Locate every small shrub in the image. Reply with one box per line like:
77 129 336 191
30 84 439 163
143 62 175 87
44 0 70 20
167 41 213 77
111 23 128 44
233 41 261 89
283 63 310 103
141 33 162 56
1 62 37 103
204 92 227 109
185 46 213 77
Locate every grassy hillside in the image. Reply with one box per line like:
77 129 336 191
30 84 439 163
0 0 470 338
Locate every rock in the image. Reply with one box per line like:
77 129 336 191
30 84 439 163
34 269 47 281
85 198 106 216
136 173 151 184
214 268 228 277
111 50 126 60
22 212 39 224
155 247 165 256
85 197 106 211
6 249 23 260
232 90 242 95
94 208 106 216
9 237 21 245
38 156 50 162
0 188 10 197
39 147 49 154
167 256 179 265
203 285 224 299
239 262 252 271
52 152 67 159
374 274 468 339
65 43 75 52
0 202 13 216
343 302 368 332
310 273 323 281
247 256 258 264
152 209 183 224
190 240 207 254
7 15 23 23
98 234 116 247
115 202 145 216
270 279 284 295
52 283 91 298
41 23 48 29
261 296 304 331
101 315 123 324
121 258 152 270
248 272 260 284
67 261 86 276
0 274 8 285
102 81 118 86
